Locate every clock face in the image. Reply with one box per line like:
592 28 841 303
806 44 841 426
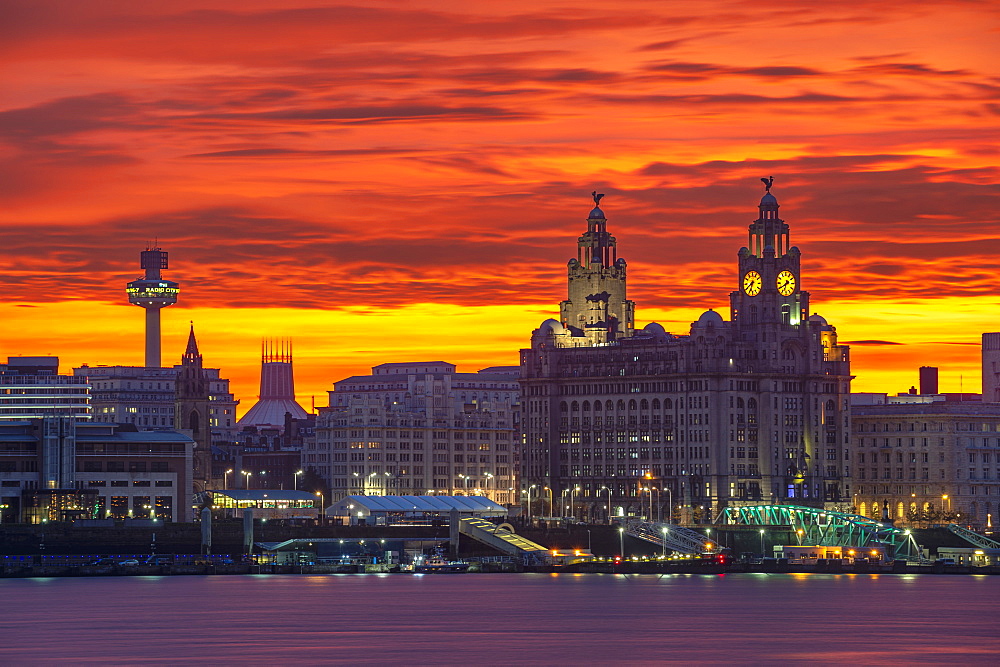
743 271 762 296
776 270 796 296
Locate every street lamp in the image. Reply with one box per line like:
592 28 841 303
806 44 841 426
294 470 304 490
560 489 571 519
759 529 766 557
241 471 252 489
665 486 673 524
543 486 553 518
600 485 613 525
570 486 580 521
484 472 494 500
525 484 537 523
224 469 233 490
619 526 625 559
315 491 325 524
661 526 668 559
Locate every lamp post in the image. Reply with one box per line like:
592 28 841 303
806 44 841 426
618 527 625 560
484 472 494 501
570 486 580 521
661 526 668 559
224 469 233 490
600 486 613 524
315 491 325 524
665 486 673 524
759 528 766 557
525 485 536 523
241 471 252 489
294 470 304 490
543 486 553 518
560 489 571 519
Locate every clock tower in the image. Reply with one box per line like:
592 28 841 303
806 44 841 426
730 179 810 329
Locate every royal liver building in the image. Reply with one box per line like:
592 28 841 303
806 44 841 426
520 182 852 522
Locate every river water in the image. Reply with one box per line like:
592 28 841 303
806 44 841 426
0 573 995 665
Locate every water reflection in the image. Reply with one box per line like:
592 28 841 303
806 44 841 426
0 573 995 664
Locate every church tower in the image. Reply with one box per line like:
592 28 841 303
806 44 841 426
175 324 212 492
559 192 635 345
730 177 810 330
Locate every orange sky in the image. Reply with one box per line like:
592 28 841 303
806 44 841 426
2 1 999 414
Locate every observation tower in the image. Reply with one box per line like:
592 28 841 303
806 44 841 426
126 246 179 368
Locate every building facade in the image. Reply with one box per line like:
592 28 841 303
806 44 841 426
312 362 520 505
521 186 853 522
0 357 91 422
851 398 1000 530
0 418 193 523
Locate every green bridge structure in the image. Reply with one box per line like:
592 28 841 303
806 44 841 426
625 504 926 561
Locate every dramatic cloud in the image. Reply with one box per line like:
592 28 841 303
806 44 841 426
1 0 998 407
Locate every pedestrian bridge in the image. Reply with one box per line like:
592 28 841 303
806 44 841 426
459 518 550 560
722 504 923 561
624 519 720 556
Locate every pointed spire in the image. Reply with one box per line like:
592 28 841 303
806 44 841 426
185 321 200 357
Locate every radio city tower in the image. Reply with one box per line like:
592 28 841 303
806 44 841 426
126 246 179 367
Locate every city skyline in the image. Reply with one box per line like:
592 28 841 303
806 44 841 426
2 1 998 413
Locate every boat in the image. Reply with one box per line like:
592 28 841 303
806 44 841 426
414 550 470 573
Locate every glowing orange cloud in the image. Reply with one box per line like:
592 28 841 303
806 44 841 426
1 1 998 411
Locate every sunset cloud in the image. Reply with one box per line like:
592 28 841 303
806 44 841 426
1 0 998 408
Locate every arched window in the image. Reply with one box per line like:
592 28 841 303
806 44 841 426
616 400 626 411
664 398 673 410
594 401 602 412
652 399 660 410
736 397 744 409
747 398 757 411
560 401 568 413
859 502 868 517
571 401 579 412
628 399 637 411
605 400 614 411
826 399 835 412
640 399 649 410
582 401 591 411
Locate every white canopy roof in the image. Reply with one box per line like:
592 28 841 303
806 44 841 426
329 495 507 517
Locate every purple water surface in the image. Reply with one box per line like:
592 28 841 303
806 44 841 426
0 573 995 664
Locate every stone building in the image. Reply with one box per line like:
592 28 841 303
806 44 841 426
312 362 519 505
520 185 853 522
851 397 1000 530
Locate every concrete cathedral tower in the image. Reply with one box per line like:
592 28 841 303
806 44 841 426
237 339 309 429
557 192 635 345
126 246 179 367
175 324 212 493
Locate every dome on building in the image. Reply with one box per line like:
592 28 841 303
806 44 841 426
588 206 605 219
537 318 566 334
760 192 778 206
696 309 724 327
808 313 828 325
643 322 666 335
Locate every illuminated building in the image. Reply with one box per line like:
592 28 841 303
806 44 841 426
126 246 179 368
521 185 852 522
0 357 91 421
313 362 520 505
0 418 193 523
851 398 1000 531
74 364 236 431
